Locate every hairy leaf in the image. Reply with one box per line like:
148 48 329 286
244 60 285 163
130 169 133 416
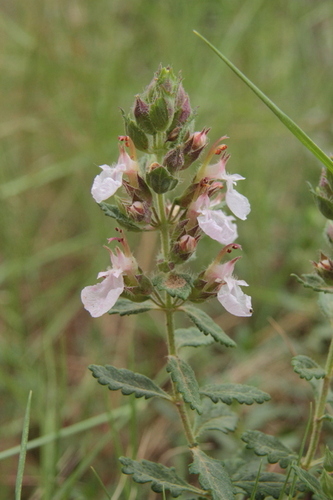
167 356 202 414
291 273 333 293
181 304 236 347
99 202 142 231
89 365 171 400
241 430 297 468
108 298 157 316
201 384 270 406
146 165 178 194
189 448 234 500
292 465 330 500
119 456 203 497
233 471 290 500
291 355 325 381
154 273 192 300
175 327 214 349
193 399 238 439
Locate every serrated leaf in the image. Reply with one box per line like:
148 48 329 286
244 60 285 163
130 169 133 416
154 273 192 300
241 430 297 468
99 202 142 231
89 365 171 400
175 327 214 349
189 448 235 500
167 356 202 414
193 399 238 439
291 273 333 293
233 471 289 500
119 457 203 497
201 384 270 406
292 465 330 500
108 298 157 316
181 304 236 348
291 355 326 381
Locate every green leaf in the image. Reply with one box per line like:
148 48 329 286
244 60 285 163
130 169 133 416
154 273 192 300
89 365 171 400
119 456 203 497
146 165 178 194
181 304 236 348
323 446 333 472
233 471 289 500
15 391 32 500
99 202 142 231
201 384 270 406
167 356 202 414
291 355 325 381
241 430 297 468
321 469 333 499
125 119 149 152
193 399 238 439
193 31 333 174
291 273 333 293
175 327 214 349
189 448 235 500
292 465 330 500
319 292 333 318
108 298 157 316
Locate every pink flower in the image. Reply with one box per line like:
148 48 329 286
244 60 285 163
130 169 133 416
205 158 250 220
207 258 252 317
91 148 138 203
192 194 238 245
91 163 125 203
81 248 135 318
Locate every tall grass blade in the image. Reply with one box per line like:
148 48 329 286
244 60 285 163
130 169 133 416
193 31 333 173
15 391 32 500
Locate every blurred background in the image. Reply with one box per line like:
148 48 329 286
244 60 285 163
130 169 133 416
1 1 333 498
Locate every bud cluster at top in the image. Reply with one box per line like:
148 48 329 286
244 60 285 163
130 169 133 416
81 66 253 319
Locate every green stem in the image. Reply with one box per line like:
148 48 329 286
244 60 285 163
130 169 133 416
156 195 197 448
303 323 333 468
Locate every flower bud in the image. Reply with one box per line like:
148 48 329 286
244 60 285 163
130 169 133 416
313 252 333 285
171 234 199 263
163 146 184 173
121 110 149 152
127 201 151 223
149 94 174 132
134 96 157 135
311 168 333 220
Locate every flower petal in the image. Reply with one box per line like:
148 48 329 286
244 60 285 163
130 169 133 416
91 164 124 203
197 209 238 244
225 188 251 220
81 271 124 317
217 279 252 317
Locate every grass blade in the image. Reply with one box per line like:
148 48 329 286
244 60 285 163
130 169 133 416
15 391 32 500
194 30 333 173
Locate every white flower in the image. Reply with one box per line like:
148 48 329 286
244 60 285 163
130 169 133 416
81 248 134 318
205 158 251 220
193 194 238 245
212 259 252 317
91 148 138 203
91 163 125 203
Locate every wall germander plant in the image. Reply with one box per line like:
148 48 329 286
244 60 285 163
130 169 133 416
81 60 333 499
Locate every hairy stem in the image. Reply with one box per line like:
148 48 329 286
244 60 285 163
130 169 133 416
303 322 333 468
156 193 197 448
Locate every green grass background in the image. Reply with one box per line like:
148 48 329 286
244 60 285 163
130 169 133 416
1 1 333 498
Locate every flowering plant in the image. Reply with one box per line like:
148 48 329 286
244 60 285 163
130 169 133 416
82 66 264 498
82 66 333 499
